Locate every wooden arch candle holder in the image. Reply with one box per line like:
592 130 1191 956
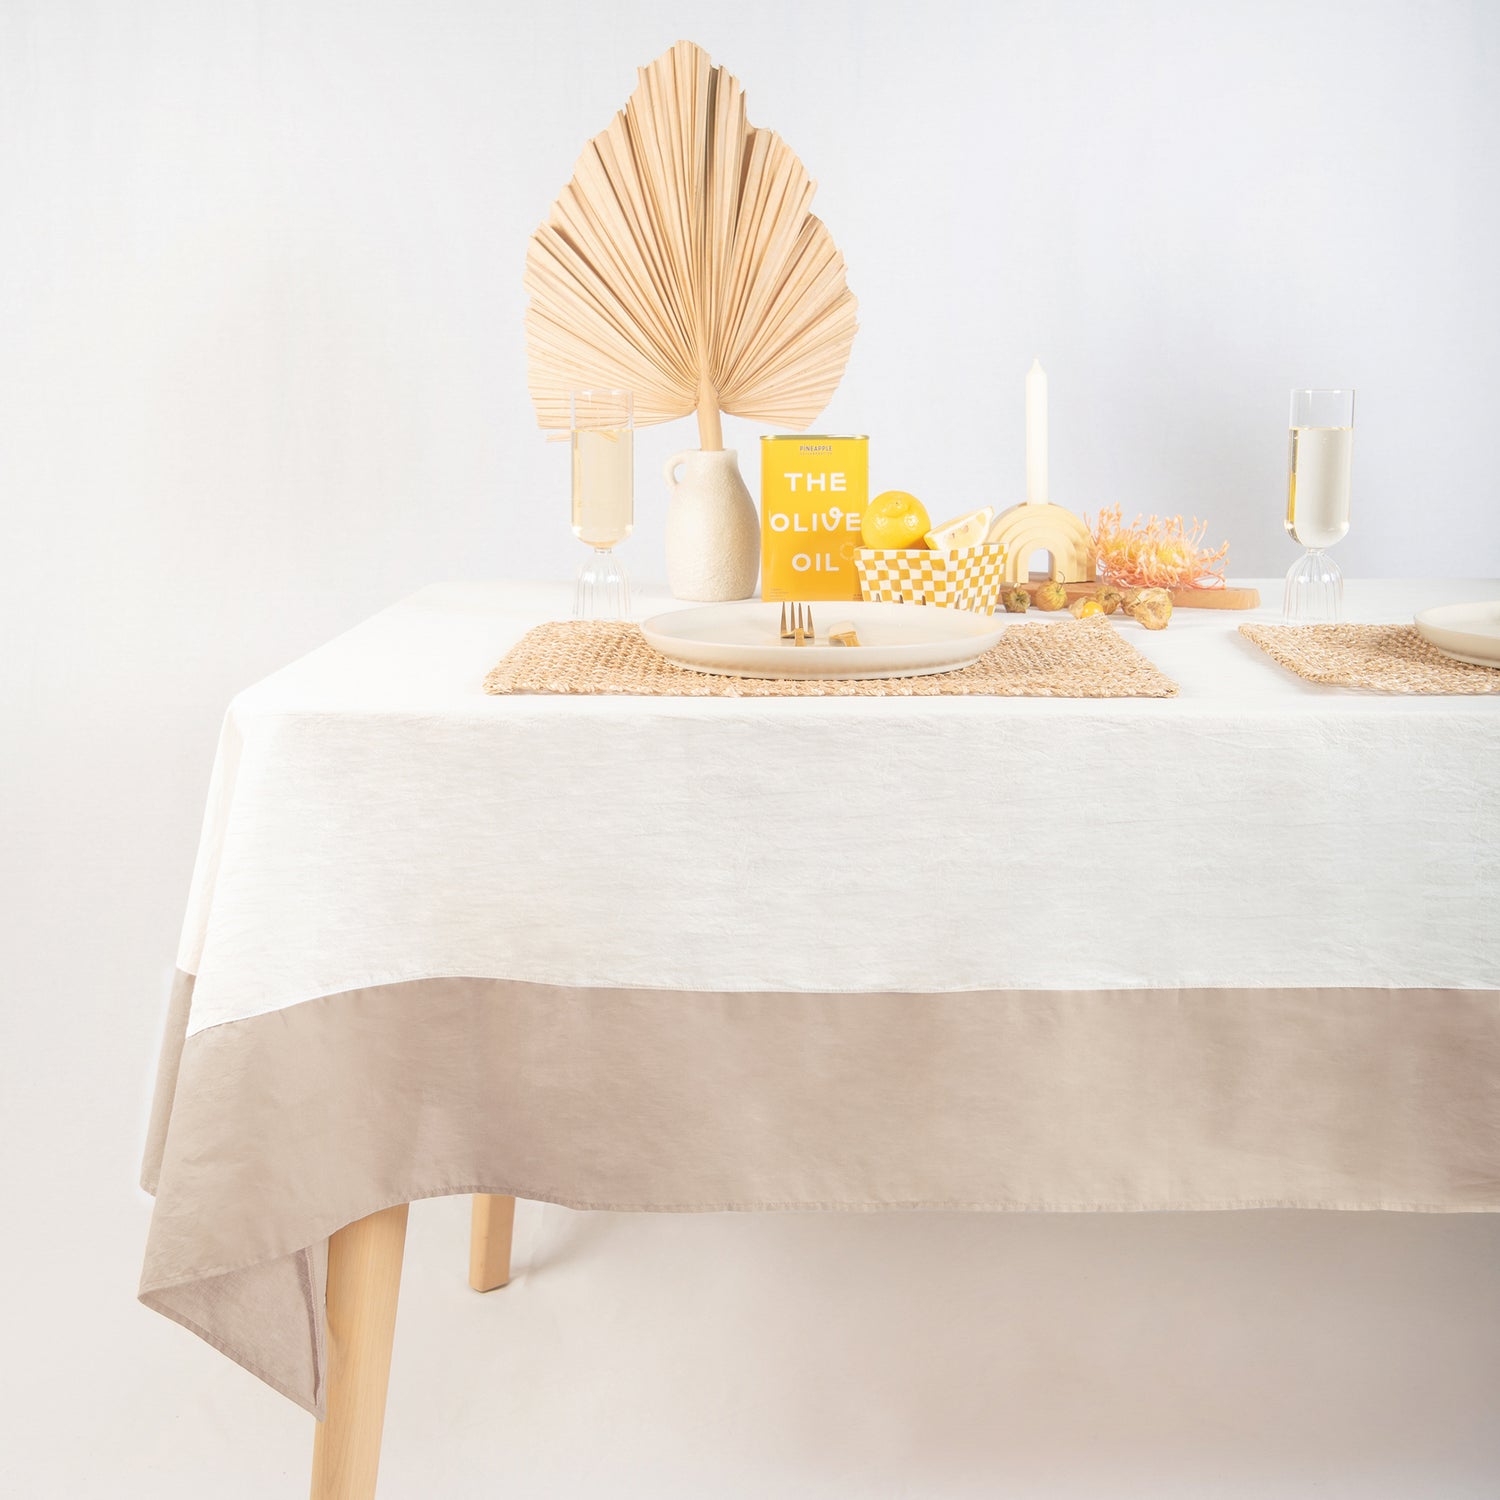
987 503 1098 584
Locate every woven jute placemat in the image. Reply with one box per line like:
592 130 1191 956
1240 623 1500 693
484 620 1178 698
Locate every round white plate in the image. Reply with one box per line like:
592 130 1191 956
640 599 1007 679
1414 600 1500 669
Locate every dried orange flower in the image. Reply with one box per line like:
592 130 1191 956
1088 505 1229 590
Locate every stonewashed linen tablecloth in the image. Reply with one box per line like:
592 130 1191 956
141 579 1500 1416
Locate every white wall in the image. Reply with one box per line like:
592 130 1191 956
3 3 1499 1496
6 0 1499 639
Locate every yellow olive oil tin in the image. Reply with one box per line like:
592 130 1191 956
759 435 869 601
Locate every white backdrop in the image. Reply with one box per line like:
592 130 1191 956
4 3 1500 1497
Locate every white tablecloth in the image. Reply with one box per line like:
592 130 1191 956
180 580 1499 1028
141 579 1500 1415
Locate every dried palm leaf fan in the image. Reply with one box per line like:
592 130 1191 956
524 40 858 450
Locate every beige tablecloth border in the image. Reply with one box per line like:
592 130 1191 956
142 972 1500 1416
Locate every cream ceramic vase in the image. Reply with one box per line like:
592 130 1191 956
663 448 760 601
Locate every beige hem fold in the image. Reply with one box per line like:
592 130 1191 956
140 974 1500 1416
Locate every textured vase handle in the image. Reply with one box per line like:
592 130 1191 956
663 452 693 489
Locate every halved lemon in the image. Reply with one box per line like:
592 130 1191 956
923 506 994 553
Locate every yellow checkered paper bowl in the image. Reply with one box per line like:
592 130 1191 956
855 543 1008 615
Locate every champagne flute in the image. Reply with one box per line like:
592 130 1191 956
570 389 634 620
1283 388 1354 623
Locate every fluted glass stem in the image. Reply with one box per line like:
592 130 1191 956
1283 547 1343 624
574 548 630 621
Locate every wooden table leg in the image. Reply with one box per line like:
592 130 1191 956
469 1194 516 1292
310 1203 409 1500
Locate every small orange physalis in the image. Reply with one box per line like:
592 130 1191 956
1088 505 1230 590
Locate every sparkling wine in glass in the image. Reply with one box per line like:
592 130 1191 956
570 389 633 619
1283 388 1354 623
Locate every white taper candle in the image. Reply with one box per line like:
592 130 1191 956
1025 358 1048 506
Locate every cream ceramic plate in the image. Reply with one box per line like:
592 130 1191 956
640 599 1006 680
1414 600 1500 668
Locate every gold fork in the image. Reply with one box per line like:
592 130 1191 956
778 601 815 645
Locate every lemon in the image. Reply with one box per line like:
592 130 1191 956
861 491 931 550
923 506 994 553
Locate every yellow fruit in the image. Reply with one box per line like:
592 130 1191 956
1069 597 1104 619
861 491 931 550
923 506 994 553
1126 587 1173 630
1034 581 1068 611
1000 586 1030 613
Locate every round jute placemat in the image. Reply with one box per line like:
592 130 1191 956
483 620 1178 698
1240 623 1500 693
